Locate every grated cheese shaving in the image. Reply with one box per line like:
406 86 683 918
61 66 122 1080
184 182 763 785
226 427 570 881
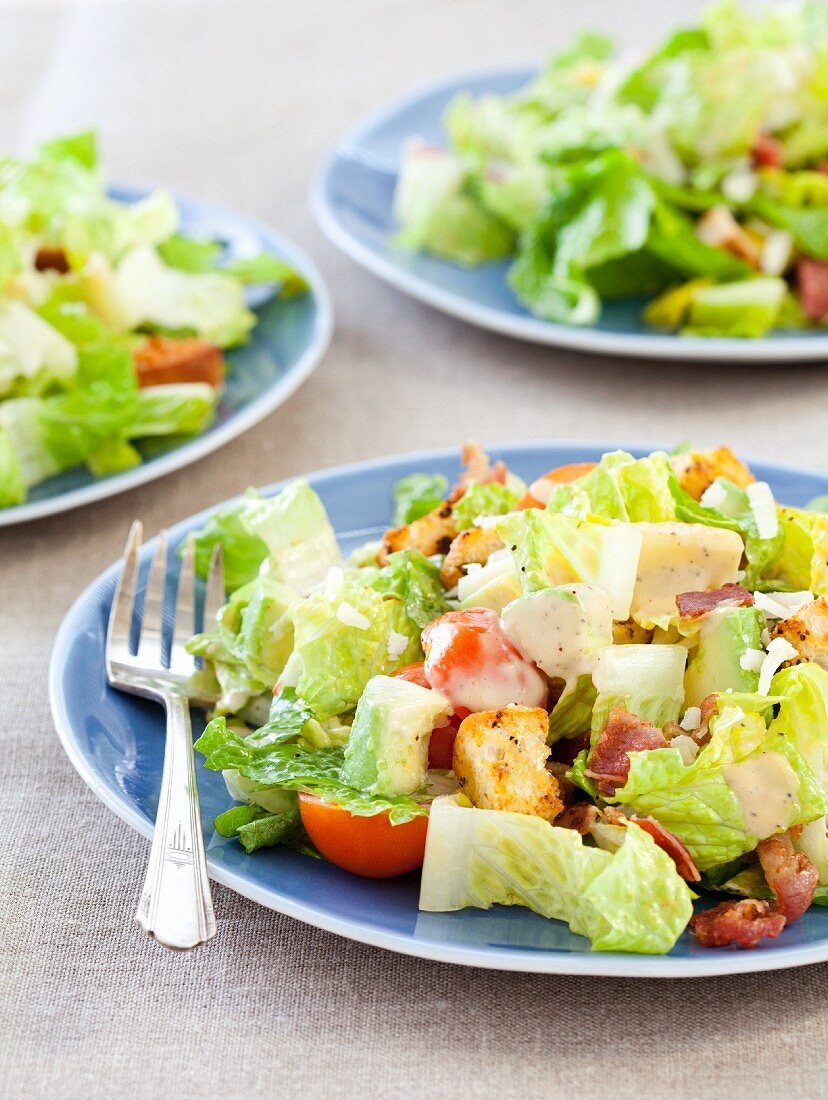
336 601 370 630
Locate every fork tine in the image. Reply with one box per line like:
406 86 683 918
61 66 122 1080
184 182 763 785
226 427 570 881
169 537 196 674
203 544 225 629
106 520 143 663
137 529 168 667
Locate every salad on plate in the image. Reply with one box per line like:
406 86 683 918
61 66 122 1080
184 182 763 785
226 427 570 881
190 441 828 955
0 131 306 509
393 0 828 337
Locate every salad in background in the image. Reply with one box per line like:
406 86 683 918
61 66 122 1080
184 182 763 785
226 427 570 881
0 132 305 508
393 0 828 337
187 441 828 955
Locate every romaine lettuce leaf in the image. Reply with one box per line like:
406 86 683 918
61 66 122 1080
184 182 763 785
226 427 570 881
497 508 642 620
196 714 428 824
391 471 449 525
590 643 687 740
769 663 828 884
186 492 269 593
0 428 25 505
359 549 451 630
420 794 694 953
452 481 522 530
611 704 826 871
240 479 342 596
545 449 677 522
288 580 422 720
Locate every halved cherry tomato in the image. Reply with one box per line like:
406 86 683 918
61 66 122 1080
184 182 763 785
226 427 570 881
391 662 467 769
298 793 428 878
422 608 548 713
517 461 597 509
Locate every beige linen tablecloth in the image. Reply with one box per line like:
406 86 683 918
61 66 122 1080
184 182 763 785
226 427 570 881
2 2 828 1096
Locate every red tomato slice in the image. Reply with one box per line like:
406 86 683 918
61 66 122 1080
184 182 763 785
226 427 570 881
298 793 428 878
421 608 548 713
391 662 466 768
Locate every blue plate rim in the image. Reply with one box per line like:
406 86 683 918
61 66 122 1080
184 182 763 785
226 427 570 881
311 65 828 363
49 441 828 977
0 185 334 529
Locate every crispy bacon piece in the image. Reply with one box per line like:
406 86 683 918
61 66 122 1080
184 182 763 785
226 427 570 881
797 258 828 322
692 694 720 748
554 803 600 834
691 899 786 949
133 336 225 389
34 245 70 274
586 708 668 797
757 832 818 924
604 808 701 882
751 133 784 169
448 441 507 503
676 584 754 620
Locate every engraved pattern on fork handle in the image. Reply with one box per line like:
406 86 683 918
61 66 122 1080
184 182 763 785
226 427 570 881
135 693 216 949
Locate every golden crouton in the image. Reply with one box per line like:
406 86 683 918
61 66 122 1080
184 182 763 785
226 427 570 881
612 619 653 645
452 706 563 822
378 502 457 566
771 596 828 670
670 446 756 502
440 526 505 588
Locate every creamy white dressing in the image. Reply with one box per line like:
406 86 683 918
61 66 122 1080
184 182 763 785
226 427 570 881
630 523 744 627
426 620 548 713
500 584 612 682
724 753 801 838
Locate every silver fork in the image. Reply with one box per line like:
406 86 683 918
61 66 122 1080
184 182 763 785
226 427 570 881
106 521 224 950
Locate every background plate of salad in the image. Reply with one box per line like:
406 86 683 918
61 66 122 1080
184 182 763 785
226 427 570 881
0 132 332 526
50 442 828 977
313 0 828 360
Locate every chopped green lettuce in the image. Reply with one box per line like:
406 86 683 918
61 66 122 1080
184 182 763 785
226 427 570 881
453 481 521 530
196 714 428 824
287 580 422 721
591 643 687 740
611 704 826 870
769 663 828 884
420 794 694 953
545 449 676 522
186 492 269 593
497 508 642 620
239 479 342 596
391 471 449 525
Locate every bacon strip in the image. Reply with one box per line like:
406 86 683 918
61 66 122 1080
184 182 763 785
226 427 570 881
797 258 828 322
751 133 784 169
34 245 70 274
448 441 507 502
691 899 786 949
676 584 754 620
757 832 818 924
554 803 600 834
603 808 701 882
586 708 668 797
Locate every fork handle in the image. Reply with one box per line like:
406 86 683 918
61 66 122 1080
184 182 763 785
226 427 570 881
135 693 216 949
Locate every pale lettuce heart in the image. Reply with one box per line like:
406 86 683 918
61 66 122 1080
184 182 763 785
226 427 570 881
420 795 694 954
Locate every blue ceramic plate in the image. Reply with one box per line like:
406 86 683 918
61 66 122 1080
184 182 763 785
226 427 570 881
50 443 828 976
1 185 332 528
312 68 828 363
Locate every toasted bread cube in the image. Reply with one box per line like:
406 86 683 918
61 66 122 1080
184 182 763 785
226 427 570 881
452 706 563 822
670 446 756 502
612 619 654 645
378 502 457 566
440 526 505 588
134 335 225 389
771 596 828 670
